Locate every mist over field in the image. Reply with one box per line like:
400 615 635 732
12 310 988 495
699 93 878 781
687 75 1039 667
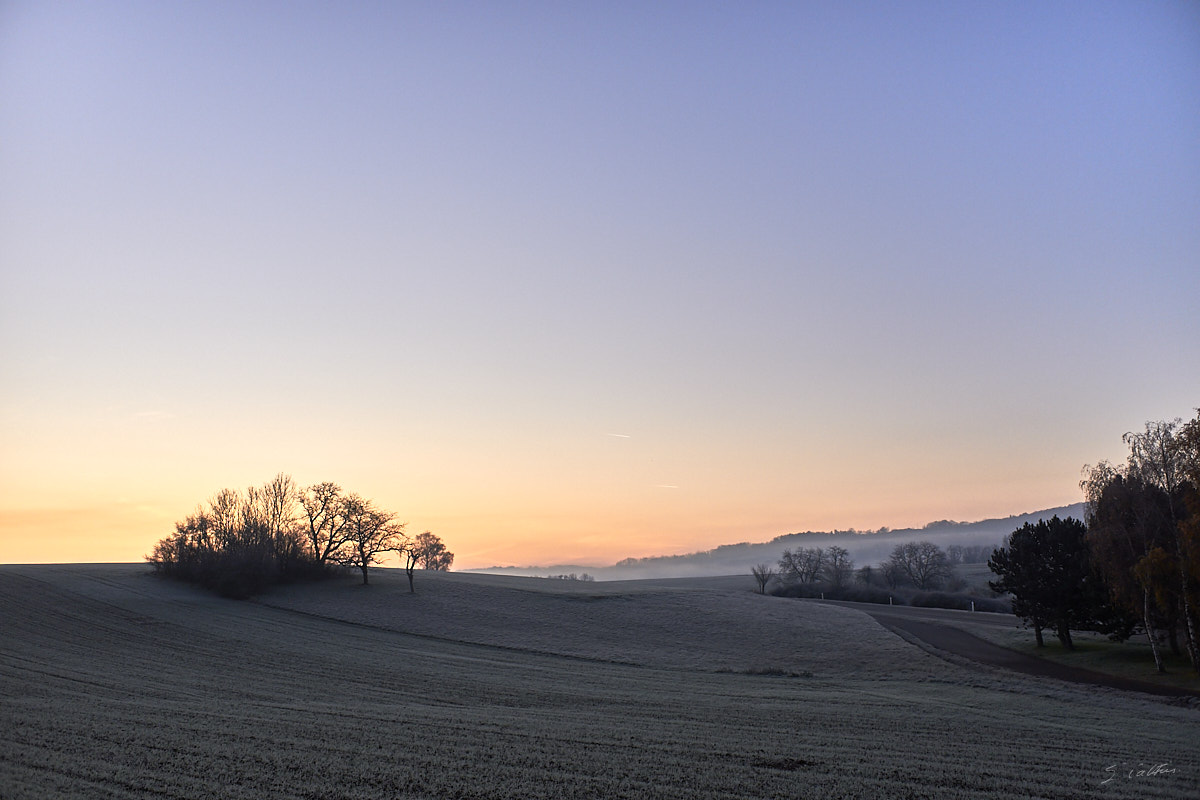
2 563 1197 799
474 504 1086 580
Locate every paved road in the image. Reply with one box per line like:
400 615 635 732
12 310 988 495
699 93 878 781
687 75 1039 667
810 598 1198 699
817 598 1020 628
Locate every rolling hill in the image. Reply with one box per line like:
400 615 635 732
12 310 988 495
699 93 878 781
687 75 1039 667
475 503 1087 580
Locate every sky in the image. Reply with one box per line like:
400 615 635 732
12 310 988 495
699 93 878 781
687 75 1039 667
1 1 1198 570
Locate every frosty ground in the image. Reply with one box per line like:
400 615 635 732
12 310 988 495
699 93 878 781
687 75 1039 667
1 564 1197 799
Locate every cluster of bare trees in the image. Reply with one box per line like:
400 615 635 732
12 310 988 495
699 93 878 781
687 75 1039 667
763 541 955 596
148 474 453 597
776 545 855 588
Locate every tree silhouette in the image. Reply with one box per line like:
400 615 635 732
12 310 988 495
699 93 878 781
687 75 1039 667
988 516 1107 649
751 563 775 594
824 546 854 589
887 541 950 590
1083 413 1200 673
149 475 448 596
778 547 824 584
299 482 353 565
148 474 316 598
411 531 454 571
339 494 406 586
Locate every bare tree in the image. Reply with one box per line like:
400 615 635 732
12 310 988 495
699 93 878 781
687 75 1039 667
751 563 776 594
880 559 904 590
260 473 300 539
339 494 406 585
399 542 419 593
778 547 825 584
244 473 304 568
888 541 950 590
1125 419 1187 501
208 488 242 549
824 546 854 589
299 482 353 565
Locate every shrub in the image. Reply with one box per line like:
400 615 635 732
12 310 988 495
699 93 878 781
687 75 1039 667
147 476 336 598
770 582 906 606
149 534 330 599
832 584 902 605
770 582 822 599
909 591 1011 613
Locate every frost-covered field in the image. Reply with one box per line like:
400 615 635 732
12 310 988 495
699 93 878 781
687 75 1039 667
2 565 1198 799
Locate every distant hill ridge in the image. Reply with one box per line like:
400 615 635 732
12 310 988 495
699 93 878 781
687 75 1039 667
474 503 1087 581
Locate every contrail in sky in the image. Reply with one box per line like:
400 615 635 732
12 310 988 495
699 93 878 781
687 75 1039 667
606 433 631 438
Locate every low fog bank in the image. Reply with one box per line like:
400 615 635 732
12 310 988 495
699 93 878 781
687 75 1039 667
470 503 1086 581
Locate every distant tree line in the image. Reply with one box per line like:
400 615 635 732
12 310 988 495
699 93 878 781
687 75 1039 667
761 538 1010 611
773 541 971 592
945 544 995 565
990 413 1200 674
147 474 453 598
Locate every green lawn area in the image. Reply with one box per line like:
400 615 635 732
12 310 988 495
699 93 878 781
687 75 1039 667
957 617 1200 694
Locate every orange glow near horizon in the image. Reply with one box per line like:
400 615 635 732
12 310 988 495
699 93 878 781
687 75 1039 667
0 466 1086 570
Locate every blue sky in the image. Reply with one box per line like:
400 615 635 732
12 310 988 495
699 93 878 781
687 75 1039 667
1 1 1197 567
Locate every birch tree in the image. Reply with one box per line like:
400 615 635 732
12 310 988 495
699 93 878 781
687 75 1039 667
1083 463 1174 672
